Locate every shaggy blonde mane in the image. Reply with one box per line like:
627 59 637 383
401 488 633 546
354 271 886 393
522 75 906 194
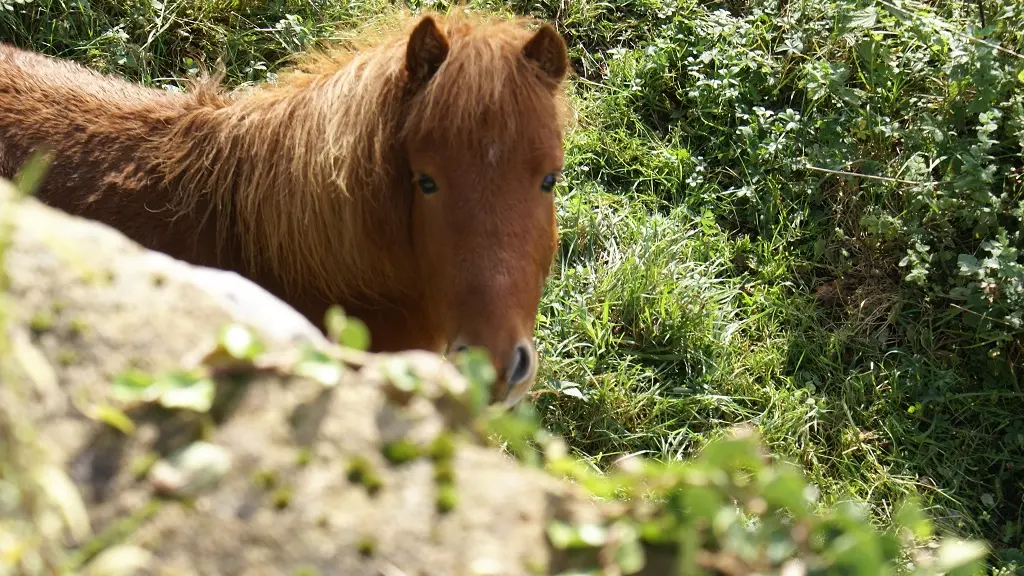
148 8 573 305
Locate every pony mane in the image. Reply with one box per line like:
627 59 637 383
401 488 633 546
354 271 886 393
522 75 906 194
149 8 573 305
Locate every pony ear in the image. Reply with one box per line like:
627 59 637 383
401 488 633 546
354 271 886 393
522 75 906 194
522 23 569 85
405 16 450 88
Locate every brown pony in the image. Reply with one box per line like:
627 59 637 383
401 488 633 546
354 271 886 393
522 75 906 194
0 10 571 406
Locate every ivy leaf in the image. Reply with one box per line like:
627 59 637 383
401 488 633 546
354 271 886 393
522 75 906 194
614 523 646 574
546 520 607 549
454 347 495 383
699 433 764 473
957 254 982 276
82 545 155 576
337 317 371 351
577 523 608 547
111 370 159 404
150 441 233 499
294 347 344 387
217 324 264 360
760 464 813 519
380 357 419 394
324 306 371 350
113 369 155 389
324 306 347 343
934 539 989 574
894 498 933 540
156 373 216 412
547 520 578 549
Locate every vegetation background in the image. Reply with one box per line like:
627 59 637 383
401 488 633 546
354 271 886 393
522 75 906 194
1 0 1021 572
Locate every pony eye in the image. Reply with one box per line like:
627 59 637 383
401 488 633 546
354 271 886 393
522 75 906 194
418 174 438 194
540 172 558 193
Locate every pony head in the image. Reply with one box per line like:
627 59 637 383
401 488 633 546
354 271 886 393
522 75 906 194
399 14 569 406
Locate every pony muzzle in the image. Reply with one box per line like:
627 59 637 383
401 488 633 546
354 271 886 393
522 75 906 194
447 335 538 407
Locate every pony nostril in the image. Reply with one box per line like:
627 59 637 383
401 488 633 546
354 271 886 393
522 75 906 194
454 343 469 353
505 343 533 386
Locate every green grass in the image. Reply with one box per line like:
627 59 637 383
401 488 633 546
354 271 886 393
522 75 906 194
3 0 1022 572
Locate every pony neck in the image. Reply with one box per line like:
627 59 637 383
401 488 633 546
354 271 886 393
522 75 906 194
155 50 416 307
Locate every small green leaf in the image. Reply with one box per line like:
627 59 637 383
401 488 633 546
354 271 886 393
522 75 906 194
150 441 232 498
113 370 155 389
699 433 763 472
934 539 989 573
380 358 419 393
295 359 343 387
294 348 344 387
435 483 458 513
894 499 933 540
680 484 723 521
546 520 576 549
324 306 347 342
614 523 646 574
217 324 264 360
577 523 607 547
381 439 422 464
546 520 598 549
760 464 813 519
13 149 53 197
91 403 137 435
111 370 158 404
82 545 155 576
337 317 371 351
324 306 371 350
157 376 216 412
813 237 827 257
453 347 495 408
